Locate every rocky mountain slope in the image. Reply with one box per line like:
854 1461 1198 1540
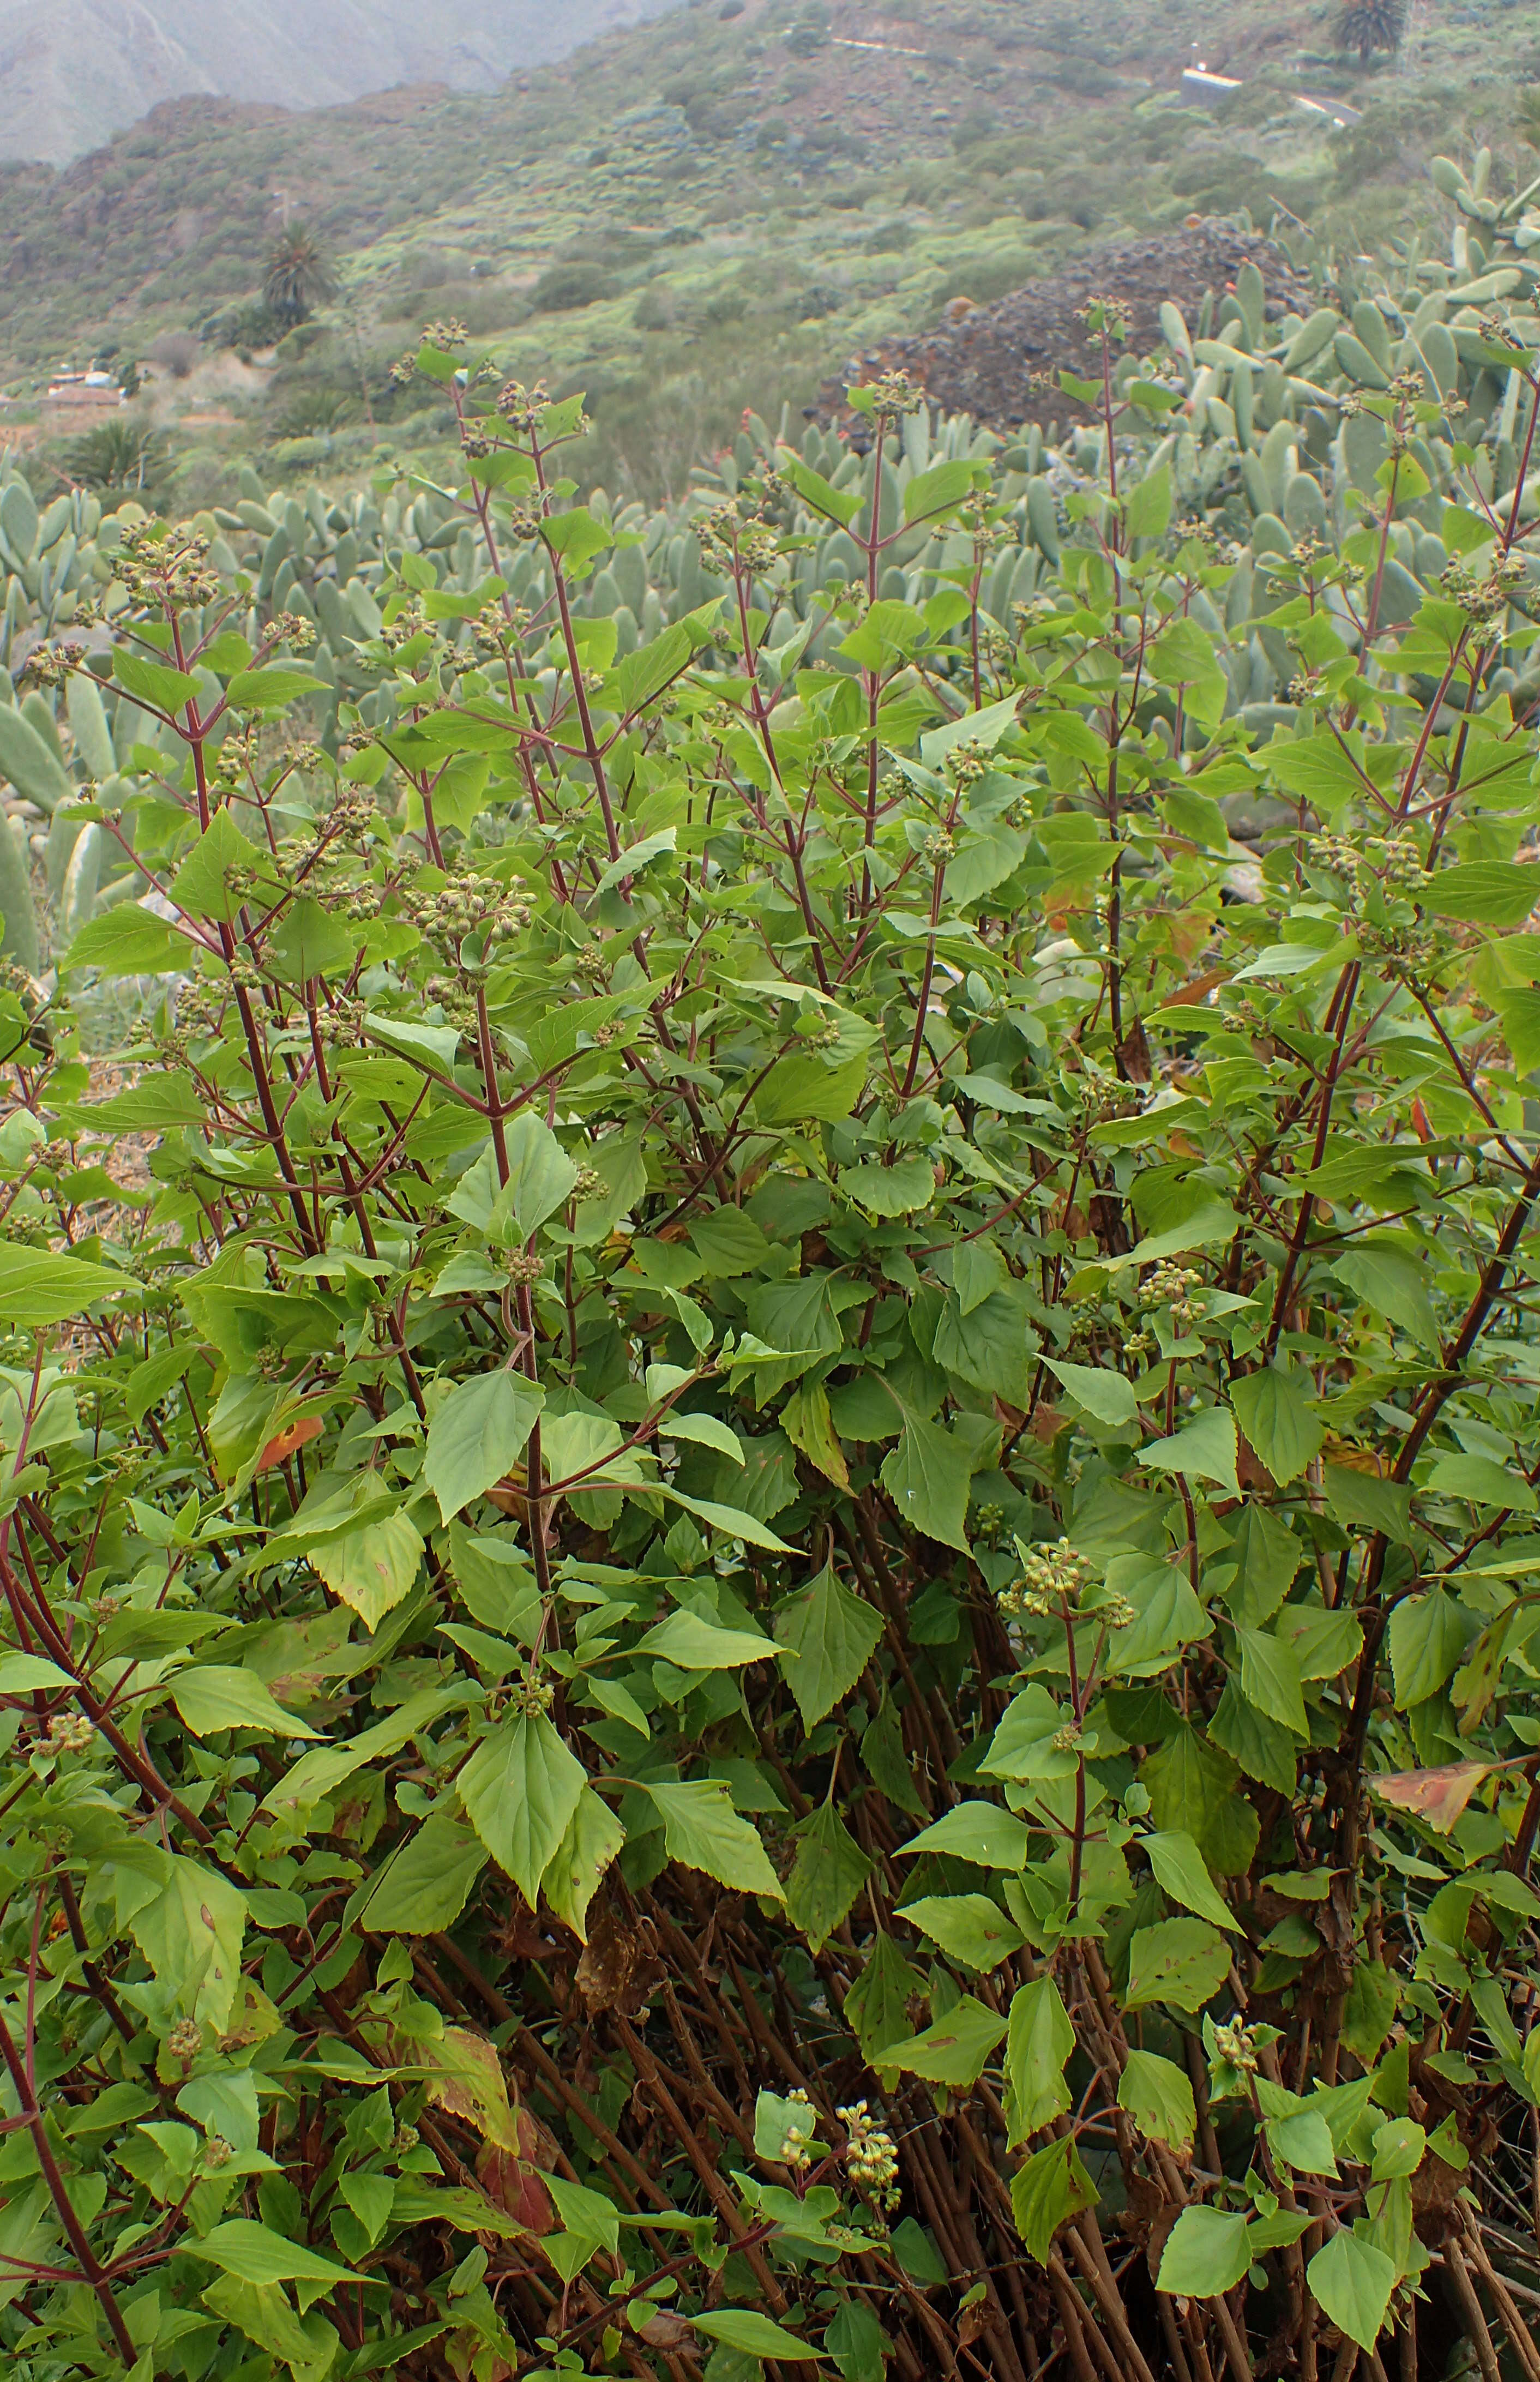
0 0 676 164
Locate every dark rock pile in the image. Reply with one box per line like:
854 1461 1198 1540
813 220 1320 436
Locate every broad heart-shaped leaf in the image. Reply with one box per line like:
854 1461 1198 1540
784 1801 872 1952
225 665 329 709
1267 2106 1338 2177
112 648 198 713
903 1893 1026 1972
546 2171 621 2260
1138 1404 1240 1494
311 1508 424 1632
127 1857 248 2033
1210 1682 1299 1796
1123 1918 1232 2013
645 1778 783 1898
488 1111 579 1242
881 1415 972 1550
781 1376 851 1489
1423 859 1540 925
351 1809 487 1936
780 451 862 527
170 805 260 923
1008 2134 1097 2264
1117 2049 1196 2154
540 1785 625 1941
61 903 196 975
1144 1830 1237 1932
1307 2229 1397 2351
171 1667 324 1741
1224 1500 1304 1629
1126 460 1174 538
185 2220 357 2288
901 1802 1033 1870
1156 2205 1252 2298
1371 1761 1492 1833
1389 1589 1470 1708
774 1562 884 1731
1230 1367 1325 1485
0 1653 74 1694
904 455 981 526
839 1156 937 1215
0 1244 137 1325
877 1994 1007 2086
691 2309 819 2362
634 1608 778 1669
862 1694 928 1817
845 1931 925 2062
1043 1357 1138 1428
262 1686 463 1816
459 1713 586 1908
1141 1722 1258 1875
1427 1449 1538 1510
1276 1603 1364 1682
981 1685 1079 1782
1003 1976 1074 2145
1329 1242 1440 1347
1105 1564 1212 1679
1236 1626 1309 1737
423 1370 543 1523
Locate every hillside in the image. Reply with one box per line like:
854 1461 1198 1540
1 0 1536 500
0 0 677 166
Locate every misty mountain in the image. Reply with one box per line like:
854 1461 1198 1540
0 0 676 165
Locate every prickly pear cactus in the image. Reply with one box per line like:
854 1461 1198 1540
1 156 1536 988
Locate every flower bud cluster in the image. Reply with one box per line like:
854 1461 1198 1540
117 522 222 610
838 2101 900 2210
778 2088 817 2173
1210 2015 1259 2074
944 743 990 792
496 380 549 432
1139 1260 1202 1329
46 1712 95 1755
864 369 922 426
17 640 86 691
998 1536 1091 1618
398 866 532 954
269 610 317 652
1441 552 1527 623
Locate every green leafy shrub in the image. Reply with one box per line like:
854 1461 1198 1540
2 267 1540 2380
528 262 622 313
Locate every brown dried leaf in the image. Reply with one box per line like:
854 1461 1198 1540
256 1413 323 1473
575 1897 663 2017
1162 966 1232 1009
1372 1762 1491 1833
1117 1018 1153 1083
414 2024 522 2151
632 2309 692 2349
476 2138 555 2235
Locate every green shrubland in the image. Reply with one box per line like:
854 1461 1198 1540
5 0 1540 506
1 127 1540 2382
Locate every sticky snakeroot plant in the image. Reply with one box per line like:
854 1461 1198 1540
3 318 1540 2382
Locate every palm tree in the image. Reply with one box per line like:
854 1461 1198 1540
263 226 337 332
1336 0 1407 64
67 419 167 503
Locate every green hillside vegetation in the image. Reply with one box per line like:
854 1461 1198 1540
3 0 1539 504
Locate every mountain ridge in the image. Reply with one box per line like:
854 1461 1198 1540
0 0 676 164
